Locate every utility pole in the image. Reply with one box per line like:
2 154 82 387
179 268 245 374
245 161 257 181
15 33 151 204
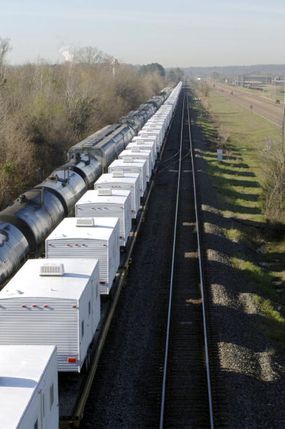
281 76 285 157
112 58 119 78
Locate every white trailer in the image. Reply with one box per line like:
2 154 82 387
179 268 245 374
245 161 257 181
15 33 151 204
138 130 162 151
75 189 132 246
147 118 168 133
0 258 100 373
94 172 141 218
141 128 164 149
118 148 153 180
0 345 58 429
108 159 147 196
46 217 120 294
128 138 157 163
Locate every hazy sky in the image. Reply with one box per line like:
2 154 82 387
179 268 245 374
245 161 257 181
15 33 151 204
1 0 285 67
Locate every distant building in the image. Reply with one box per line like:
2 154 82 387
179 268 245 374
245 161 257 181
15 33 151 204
243 74 272 84
232 74 272 89
272 77 285 86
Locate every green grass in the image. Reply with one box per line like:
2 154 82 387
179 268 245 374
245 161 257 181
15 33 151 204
205 90 281 180
231 257 285 345
255 296 285 345
231 257 273 295
256 297 285 324
260 84 284 103
223 228 245 243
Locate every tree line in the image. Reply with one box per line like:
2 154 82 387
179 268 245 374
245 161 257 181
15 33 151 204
0 39 182 209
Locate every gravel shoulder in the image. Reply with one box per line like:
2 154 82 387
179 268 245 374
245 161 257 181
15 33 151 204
191 95 285 428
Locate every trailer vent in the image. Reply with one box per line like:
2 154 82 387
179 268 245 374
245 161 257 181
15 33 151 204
98 188 112 196
76 218 95 227
131 148 141 153
123 158 133 163
112 171 124 178
40 263 64 276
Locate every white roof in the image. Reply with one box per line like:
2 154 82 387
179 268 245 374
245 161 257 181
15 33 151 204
0 345 56 429
0 258 98 300
120 149 151 156
46 217 118 241
129 139 155 145
143 127 162 132
95 173 139 185
132 136 156 141
138 131 158 136
109 159 146 168
77 189 130 205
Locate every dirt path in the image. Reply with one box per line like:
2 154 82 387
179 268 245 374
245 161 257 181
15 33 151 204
212 82 283 127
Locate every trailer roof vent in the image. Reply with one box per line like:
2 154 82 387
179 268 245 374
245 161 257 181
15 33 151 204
123 158 133 163
76 218 95 227
131 148 141 152
40 263 64 276
112 171 124 178
98 188 112 196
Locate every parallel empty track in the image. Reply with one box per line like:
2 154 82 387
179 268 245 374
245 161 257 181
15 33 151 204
159 91 214 428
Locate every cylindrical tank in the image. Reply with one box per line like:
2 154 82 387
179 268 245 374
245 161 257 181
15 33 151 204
0 222 29 285
67 124 120 160
66 155 102 187
0 188 65 253
36 167 87 214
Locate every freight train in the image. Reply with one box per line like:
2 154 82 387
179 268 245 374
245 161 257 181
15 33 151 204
0 87 175 285
0 82 182 429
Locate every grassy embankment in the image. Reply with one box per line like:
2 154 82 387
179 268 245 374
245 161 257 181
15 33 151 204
193 87 285 345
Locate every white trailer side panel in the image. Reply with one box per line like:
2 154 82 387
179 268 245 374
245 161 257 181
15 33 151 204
118 149 152 180
127 140 156 164
94 173 141 218
0 259 100 372
75 190 132 246
45 217 120 294
108 159 147 196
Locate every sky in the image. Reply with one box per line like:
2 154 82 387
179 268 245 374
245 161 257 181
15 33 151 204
0 0 285 67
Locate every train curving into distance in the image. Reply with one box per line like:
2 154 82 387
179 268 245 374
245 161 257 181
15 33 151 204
0 86 179 286
0 82 182 428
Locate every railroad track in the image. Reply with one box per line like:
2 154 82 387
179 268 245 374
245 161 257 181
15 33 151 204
59 95 179 429
77 86 219 428
159 88 214 428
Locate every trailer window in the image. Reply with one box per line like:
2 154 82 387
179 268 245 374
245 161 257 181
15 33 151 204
81 320 85 337
34 420 38 429
88 301 91 315
50 384 54 409
42 395 45 417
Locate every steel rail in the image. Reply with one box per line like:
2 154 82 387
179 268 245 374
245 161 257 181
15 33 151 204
159 94 185 429
186 90 215 429
60 96 180 429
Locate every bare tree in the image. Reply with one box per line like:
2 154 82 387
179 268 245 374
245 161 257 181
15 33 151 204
73 46 113 65
0 37 10 87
